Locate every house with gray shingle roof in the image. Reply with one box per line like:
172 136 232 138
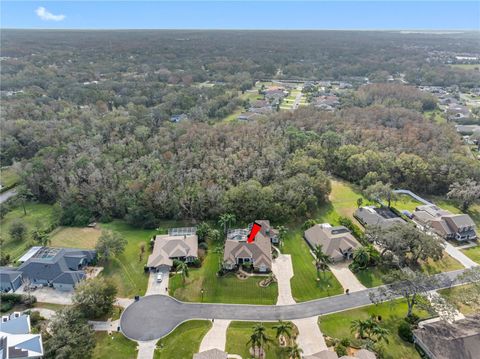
0 268 23 293
147 234 198 271
354 206 406 229
304 224 361 262
0 313 43 358
413 204 477 241
413 315 480 359
223 232 272 273
0 247 96 292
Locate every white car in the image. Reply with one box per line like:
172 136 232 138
156 273 163 283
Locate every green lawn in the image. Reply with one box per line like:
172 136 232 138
316 179 371 226
319 300 429 359
420 252 463 275
354 267 387 288
93 332 137 359
1 202 57 260
226 321 297 359
169 247 278 305
50 226 101 249
391 194 423 213
461 245 480 264
0 167 20 190
438 284 480 315
154 320 212 359
282 231 343 302
100 220 193 298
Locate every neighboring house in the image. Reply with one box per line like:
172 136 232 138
0 313 43 358
354 206 406 229
0 247 96 292
413 315 480 359
0 268 23 293
413 204 477 241
147 234 198 271
193 348 228 359
305 349 376 359
223 232 272 272
304 224 361 262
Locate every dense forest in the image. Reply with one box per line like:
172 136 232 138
1 30 479 227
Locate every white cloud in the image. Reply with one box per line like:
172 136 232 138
35 7 66 21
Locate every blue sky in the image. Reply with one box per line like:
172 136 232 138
2 1 479 30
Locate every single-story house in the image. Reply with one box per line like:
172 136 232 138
1 247 96 292
0 313 43 358
413 204 477 241
147 234 198 271
413 315 480 359
223 232 272 272
0 268 23 293
304 224 361 262
193 348 228 359
354 206 406 229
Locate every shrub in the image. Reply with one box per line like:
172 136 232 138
398 321 414 343
335 344 348 356
0 293 37 313
199 242 209 250
302 219 317 230
191 258 202 268
405 313 420 325
340 338 351 347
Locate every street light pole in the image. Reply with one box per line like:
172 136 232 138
201 288 204 302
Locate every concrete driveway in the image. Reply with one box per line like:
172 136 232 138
328 262 366 293
271 254 295 305
293 317 327 356
443 242 478 269
145 268 170 296
16 286 73 305
120 269 467 341
199 319 230 352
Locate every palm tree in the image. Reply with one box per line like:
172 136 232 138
285 343 303 359
370 322 390 344
248 323 272 358
353 246 370 269
173 259 189 284
218 213 236 234
350 318 370 339
273 320 292 345
313 244 332 279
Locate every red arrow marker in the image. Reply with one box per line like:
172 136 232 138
247 222 262 243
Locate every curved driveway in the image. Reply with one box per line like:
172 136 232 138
121 269 468 341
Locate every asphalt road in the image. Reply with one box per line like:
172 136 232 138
120 269 469 341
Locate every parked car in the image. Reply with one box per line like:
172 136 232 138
156 273 163 283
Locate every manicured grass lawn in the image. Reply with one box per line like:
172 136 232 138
319 300 429 359
0 167 20 190
420 251 463 275
226 321 297 359
93 332 137 359
461 245 480 264
169 247 278 305
439 284 480 315
1 202 57 260
392 194 423 213
316 179 371 226
154 320 212 359
50 226 101 249
354 267 387 288
282 231 343 302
